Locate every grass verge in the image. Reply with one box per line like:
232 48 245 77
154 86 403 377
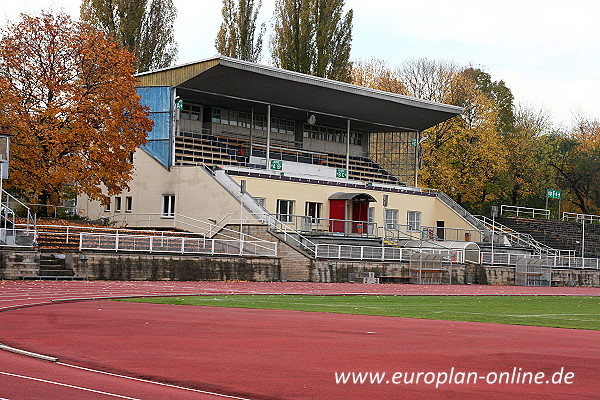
117 295 600 330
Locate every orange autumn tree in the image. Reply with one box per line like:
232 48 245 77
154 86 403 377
0 12 152 207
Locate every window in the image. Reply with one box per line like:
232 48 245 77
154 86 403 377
162 195 175 218
125 196 133 213
277 199 294 223
407 211 421 231
181 103 202 121
385 209 398 229
253 115 267 131
104 199 111 212
211 107 222 123
305 202 322 223
302 124 362 145
368 207 375 234
255 197 266 208
114 197 122 213
271 117 295 135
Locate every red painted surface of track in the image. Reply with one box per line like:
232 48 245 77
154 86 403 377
1 281 599 399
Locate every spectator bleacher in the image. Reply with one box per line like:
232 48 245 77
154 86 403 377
174 130 402 185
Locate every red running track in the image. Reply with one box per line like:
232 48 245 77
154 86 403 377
1 281 599 399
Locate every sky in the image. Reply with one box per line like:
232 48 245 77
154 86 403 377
2 0 599 128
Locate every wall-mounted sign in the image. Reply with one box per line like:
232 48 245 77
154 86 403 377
336 168 347 178
270 159 283 171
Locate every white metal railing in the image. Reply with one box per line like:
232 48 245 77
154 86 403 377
562 212 600 224
79 232 277 257
17 222 208 246
315 243 464 264
474 215 559 256
481 252 600 270
1 190 37 247
275 214 378 237
108 212 273 246
500 205 550 219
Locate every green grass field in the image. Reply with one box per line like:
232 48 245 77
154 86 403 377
119 295 600 330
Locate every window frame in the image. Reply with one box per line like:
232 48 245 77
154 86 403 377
162 195 175 218
407 210 422 232
277 199 294 223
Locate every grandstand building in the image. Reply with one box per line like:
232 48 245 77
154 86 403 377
76 56 487 281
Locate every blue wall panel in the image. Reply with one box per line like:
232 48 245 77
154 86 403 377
137 86 173 169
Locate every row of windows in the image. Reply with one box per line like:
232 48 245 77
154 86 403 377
209 106 364 145
385 209 421 231
211 108 296 135
104 196 133 213
180 103 202 121
103 195 176 218
272 198 420 231
303 124 363 145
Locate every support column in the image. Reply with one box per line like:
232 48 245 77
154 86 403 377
414 131 420 188
266 104 271 170
249 106 254 158
346 119 351 173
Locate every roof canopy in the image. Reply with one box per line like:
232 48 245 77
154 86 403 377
137 56 462 133
329 192 377 202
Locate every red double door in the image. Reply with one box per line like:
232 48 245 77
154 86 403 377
329 200 368 234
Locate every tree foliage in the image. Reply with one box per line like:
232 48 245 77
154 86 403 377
0 12 152 206
80 0 177 72
271 0 353 82
216 0 265 62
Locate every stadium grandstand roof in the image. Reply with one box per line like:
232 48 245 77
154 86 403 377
137 56 462 133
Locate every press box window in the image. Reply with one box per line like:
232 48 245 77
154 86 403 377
162 195 175 218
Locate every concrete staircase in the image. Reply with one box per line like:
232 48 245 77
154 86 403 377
36 251 78 279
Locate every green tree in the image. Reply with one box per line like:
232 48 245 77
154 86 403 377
271 0 353 82
216 0 265 62
80 0 177 72
496 104 553 206
546 134 600 214
397 59 507 212
464 67 515 133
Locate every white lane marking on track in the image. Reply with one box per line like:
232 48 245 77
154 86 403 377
58 362 252 400
0 396 12 400
0 371 142 400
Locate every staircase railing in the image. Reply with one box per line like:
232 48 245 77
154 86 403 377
0 190 37 247
474 215 559 256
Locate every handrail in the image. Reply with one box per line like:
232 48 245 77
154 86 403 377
315 243 462 264
474 215 559 256
481 251 600 270
79 231 277 258
501 205 550 219
107 212 272 245
562 212 600 224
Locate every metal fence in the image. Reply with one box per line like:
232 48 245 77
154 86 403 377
481 252 600 270
500 205 550 219
79 232 278 257
562 212 600 224
314 243 463 263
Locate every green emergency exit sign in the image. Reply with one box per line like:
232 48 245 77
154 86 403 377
546 189 561 199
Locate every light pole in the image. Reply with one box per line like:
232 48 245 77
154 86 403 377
491 206 498 266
